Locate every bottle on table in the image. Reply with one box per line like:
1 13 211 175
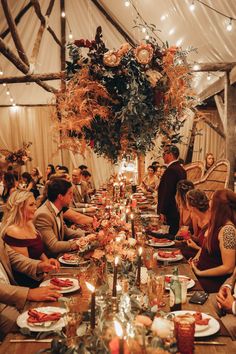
169 267 182 311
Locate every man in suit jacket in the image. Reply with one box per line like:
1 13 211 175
210 268 236 338
0 238 60 337
157 145 186 236
34 178 85 258
71 168 90 206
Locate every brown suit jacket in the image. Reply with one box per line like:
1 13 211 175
34 200 85 257
0 238 40 312
72 182 89 205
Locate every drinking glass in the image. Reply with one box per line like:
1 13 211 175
143 248 156 270
181 279 188 304
65 312 82 348
174 315 195 354
147 274 165 308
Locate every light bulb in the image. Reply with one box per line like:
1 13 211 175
145 34 150 40
0 70 3 75
61 11 65 18
124 1 130 7
3 83 6 86
142 27 146 33
193 64 200 71
6 90 10 95
207 73 211 81
69 32 73 40
189 1 195 12
10 97 13 102
227 19 232 32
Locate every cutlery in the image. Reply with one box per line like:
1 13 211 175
10 339 53 343
194 341 225 346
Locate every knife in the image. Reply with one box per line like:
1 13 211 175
194 341 226 346
10 339 53 343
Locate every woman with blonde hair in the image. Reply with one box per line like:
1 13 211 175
190 189 236 293
1 190 59 287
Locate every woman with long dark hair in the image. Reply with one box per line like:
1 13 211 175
190 189 236 293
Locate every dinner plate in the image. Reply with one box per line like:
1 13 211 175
154 252 183 262
40 277 80 294
164 275 195 289
141 214 159 218
169 311 220 337
17 307 67 332
58 254 89 266
146 239 175 248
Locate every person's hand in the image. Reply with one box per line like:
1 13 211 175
37 260 58 273
186 239 199 250
216 292 234 313
28 285 61 302
86 207 97 213
216 286 231 307
189 259 202 276
48 258 60 271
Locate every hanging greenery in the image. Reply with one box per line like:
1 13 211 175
53 26 196 161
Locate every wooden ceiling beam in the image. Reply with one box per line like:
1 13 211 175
90 0 136 47
0 2 33 39
1 0 29 66
60 0 66 91
0 72 63 84
190 62 236 72
0 37 57 93
30 0 62 48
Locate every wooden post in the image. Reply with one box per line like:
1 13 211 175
137 154 145 184
60 0 66 91
224 73 236 189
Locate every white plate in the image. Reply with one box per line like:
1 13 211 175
164 275 195 290
40 277 80 294
141 214 159 218
169 311 220 337
17 306 67 332
146 240 175 248
58 255 89 266
154 252 183 262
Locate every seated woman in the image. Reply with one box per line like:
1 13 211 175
190 189 236 293
176 180 195 233
31 167 43 185
141 165 158 193
178 189 210 260
1 190 59 288
21 172 40 199
45 163 55 181
204 152 215 173
1 172 17 203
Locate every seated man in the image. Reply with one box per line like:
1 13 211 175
34 178 85 257
214 268 236 338
0 238 60 338
71 168 90 206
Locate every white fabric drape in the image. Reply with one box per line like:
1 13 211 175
0 106 114 186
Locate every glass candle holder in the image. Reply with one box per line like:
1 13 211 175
174 314 195 354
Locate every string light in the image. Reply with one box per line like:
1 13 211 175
10 97 13 102
6 90 10 95
61 11 65 18
141 27 146 33
0 70 3 75
145 34 150 40
226 18 233 32
193 64 200 71
3 83 6 87
207 72 211 81
189 1 195 12
124 1 130 7
69 32 73 40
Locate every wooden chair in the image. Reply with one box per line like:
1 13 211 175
184 161 205 182
194 159 230 200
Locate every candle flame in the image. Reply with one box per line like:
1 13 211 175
131 213 134 220
114 320 123 338
138 247 143 256
126 208 129 213
85 281 95 293
115 256 119 265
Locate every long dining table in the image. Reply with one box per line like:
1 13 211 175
0 259 235 354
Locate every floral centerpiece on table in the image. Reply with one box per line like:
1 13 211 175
54 26 196 161
0 142 32 166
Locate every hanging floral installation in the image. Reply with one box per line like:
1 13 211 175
0 142 32 166
53 26 196 161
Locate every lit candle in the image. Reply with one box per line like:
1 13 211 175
125 207 129 223
136 247 143 287
112 256 119 297
131 213 135 239
114 320 124 354
86 282 96 330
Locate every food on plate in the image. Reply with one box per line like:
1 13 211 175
27 309 61 325
165 275 190 284
192 312 210 326
50 277 74 288
62 253 79 261
150 238 169 243
157 250 181 259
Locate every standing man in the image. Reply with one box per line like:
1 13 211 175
34 178 84 257
157 145 186 236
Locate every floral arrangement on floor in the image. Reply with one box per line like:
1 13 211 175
0 142 32 166
53 26 196 161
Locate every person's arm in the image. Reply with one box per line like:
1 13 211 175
191 226 236 277
26 181 34 192
64 208 93 225
7 245 29 258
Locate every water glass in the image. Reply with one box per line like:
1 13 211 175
147 274 165 308
181 279 188 304
174 314 195 354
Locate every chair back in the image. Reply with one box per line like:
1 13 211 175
194 159 230 200
184 161 205 182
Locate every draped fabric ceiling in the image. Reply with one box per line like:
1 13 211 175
0 0 233 178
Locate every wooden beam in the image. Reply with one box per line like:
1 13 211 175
30 0 62 48
199 75 225 102
0 2 33 39
190 62 236 72
0 37 57 93
224 73 236 189
203 117 225 139
0 72 64 84
1 0 29 66
90 0 136 47
60 0 66 91
214 94 226 131
30 0 55 66
229 64 236 84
